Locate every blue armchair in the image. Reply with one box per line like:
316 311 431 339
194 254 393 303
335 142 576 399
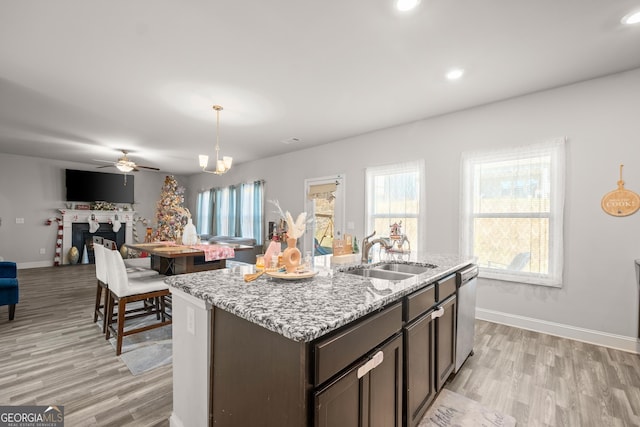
0 261 19 321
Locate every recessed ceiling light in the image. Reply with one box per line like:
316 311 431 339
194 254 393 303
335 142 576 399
622 11 640 25
396 0 420 12
446 68 465 81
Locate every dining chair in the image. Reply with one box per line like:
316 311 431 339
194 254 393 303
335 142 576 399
93 238 159 333
93 236 109 331
102 239 171 355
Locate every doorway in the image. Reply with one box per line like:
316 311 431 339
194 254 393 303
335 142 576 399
303 175 345 257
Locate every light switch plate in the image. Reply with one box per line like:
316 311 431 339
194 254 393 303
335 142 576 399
16 218 25 224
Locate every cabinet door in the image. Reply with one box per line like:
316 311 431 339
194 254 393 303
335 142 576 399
315 334 403 427
435 294 457 391
315 368 361 427
368 334 403 427
404 311 435 427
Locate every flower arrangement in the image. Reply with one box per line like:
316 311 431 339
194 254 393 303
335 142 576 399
268 199 309 239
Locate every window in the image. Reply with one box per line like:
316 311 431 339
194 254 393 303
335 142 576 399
460 138 565 286
365 160 426 258
196 180 264 244
196 190 213 235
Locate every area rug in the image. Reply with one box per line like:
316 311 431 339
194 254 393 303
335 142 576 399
419 389 517 427
113 324 172 375
96 314 173 375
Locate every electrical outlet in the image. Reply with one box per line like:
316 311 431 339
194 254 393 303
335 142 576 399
16 218 24 224
187 306 195 335
40 248 46 255
347 221 355 230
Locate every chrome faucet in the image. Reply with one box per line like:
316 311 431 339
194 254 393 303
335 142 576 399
361 231 392 263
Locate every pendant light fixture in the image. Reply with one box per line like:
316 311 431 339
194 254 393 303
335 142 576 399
199 105 233 174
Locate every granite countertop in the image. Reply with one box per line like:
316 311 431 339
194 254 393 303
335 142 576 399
165 253 474 343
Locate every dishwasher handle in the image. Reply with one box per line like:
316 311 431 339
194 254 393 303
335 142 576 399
457 265 478 285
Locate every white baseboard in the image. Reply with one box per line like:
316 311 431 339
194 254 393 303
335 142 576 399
169 413 185 427
476 308 640 355
17 260 54 269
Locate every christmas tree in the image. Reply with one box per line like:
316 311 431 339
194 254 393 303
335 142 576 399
152 175 191 242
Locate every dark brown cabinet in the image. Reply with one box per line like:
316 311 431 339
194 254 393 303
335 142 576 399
435 294 457 391
315 333 403 427
405 309 435 426
204 268 468 427
404 274 457 427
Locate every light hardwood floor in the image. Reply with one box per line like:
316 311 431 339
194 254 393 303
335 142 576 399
0 265 171 426
1 265 639 426
447 320 640 426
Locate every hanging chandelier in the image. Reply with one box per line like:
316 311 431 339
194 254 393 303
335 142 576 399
199 105 233 174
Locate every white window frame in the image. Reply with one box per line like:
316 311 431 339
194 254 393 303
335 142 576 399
460 138 565 287
365 160 426 258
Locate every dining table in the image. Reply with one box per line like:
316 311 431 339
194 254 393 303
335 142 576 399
125 241 252 275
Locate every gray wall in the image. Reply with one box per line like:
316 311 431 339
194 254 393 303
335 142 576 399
0 153 179 267
2 68 638 343
186 68 640 341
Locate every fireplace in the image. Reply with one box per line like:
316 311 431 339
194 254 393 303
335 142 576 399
71 223 125 264
60 210 136 265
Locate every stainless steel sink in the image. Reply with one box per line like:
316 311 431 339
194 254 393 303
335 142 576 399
343 268 413 281
375 263 437 275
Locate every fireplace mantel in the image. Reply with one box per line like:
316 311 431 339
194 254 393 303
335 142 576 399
59 209 136 265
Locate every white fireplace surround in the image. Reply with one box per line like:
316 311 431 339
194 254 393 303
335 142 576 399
60 209 135 265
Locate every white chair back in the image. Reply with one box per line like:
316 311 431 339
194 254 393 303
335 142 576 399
103 242 130 297
93 243 108 284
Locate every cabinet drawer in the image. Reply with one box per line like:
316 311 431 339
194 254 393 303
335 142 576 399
314 302 402 386
405 284 436 323
437 274 456 302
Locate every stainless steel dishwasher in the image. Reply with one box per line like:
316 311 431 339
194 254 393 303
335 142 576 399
455 264 478 372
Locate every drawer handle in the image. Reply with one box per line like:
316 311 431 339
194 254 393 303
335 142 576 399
357 350 385 379
431 307 445 320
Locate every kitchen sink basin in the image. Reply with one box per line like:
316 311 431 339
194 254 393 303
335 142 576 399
375 263 437 275
343 268 413 281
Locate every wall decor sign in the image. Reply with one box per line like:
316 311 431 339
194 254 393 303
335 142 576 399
601 164 640 217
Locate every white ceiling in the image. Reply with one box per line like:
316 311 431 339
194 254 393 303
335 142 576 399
1 1 639 175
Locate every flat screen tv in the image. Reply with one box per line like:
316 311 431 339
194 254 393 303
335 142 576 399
65 169 134 203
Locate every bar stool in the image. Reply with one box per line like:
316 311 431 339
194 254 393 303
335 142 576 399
93 238 159 333
103 240 171 355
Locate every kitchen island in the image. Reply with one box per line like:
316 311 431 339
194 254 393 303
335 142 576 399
165 254 474 427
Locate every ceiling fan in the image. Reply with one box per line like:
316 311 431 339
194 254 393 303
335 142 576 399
94 150 160 173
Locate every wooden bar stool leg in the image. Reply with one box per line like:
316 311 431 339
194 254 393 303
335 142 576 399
116 298 127 356
93 281 102 323
105 292 114 340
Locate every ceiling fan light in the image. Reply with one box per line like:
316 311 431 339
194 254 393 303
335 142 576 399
116 163 134 173
199 154 209 168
